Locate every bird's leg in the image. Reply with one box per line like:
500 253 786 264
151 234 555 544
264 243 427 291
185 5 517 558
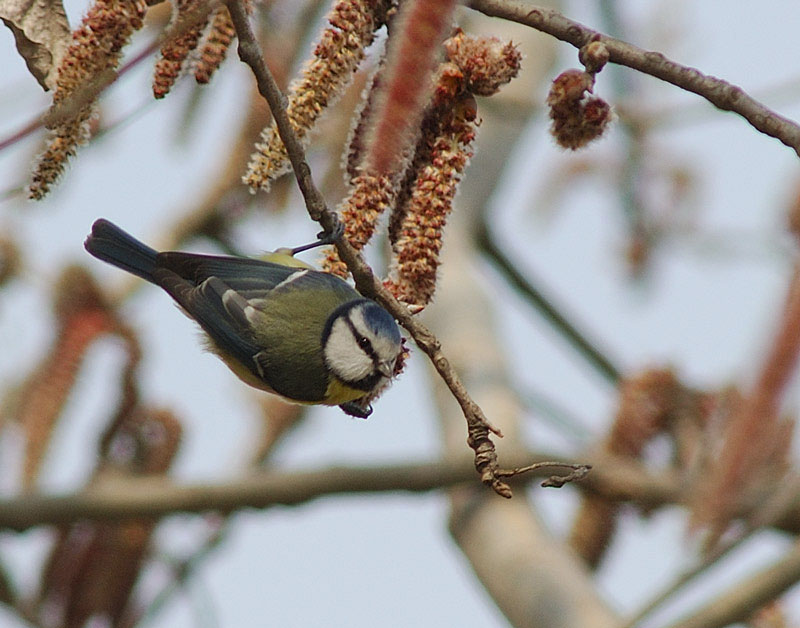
290 221 345 255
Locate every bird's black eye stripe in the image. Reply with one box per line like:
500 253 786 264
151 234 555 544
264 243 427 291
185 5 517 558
344 316 377 362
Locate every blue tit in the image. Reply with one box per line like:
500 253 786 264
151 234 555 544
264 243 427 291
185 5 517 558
84 219 403 418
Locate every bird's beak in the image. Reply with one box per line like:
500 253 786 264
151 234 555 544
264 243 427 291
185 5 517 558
378 360 394 378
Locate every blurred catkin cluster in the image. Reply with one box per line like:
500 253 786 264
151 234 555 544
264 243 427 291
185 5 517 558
36 409 182 628
0 266 185 625
8 267 120 488
569 368 708 567
321 25 522 308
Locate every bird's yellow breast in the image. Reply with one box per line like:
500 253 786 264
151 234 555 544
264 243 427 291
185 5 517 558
323 377 368 405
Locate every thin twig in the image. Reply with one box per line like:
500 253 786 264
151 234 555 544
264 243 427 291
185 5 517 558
467 0 800 158
476 219 622 384
620 532 754 628
496 461 592 488
225 0 522 497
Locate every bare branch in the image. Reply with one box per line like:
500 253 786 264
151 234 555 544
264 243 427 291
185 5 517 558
0 453 665 530
467 0 800 158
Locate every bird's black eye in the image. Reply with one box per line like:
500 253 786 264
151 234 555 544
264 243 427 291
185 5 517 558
357 336 372 351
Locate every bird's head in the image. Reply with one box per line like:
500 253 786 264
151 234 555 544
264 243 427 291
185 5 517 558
322 300 403 392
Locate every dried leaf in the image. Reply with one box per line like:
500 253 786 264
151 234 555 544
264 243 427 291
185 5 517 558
0 0 71 90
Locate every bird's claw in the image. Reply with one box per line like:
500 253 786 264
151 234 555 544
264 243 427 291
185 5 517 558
316 220 344 246
290 221 345 256
339 400 373 419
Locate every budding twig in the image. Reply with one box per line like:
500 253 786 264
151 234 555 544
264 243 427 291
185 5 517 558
496 461 592 488
467 0 800 158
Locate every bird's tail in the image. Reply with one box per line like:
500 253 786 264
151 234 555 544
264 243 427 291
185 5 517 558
84 219 158 283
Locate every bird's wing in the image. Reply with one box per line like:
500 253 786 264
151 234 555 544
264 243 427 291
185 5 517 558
151 260 360 401
154 251 361 305
153 269 265 372
155 252 302 291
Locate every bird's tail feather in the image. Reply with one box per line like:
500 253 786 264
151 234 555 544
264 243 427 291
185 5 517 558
84 219 158 283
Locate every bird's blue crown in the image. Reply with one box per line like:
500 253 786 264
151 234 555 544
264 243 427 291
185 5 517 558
360 301 401 342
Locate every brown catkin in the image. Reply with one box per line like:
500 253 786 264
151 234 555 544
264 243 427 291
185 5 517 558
244 0 391 192
194 4 235 84
362 0 458 176
321 172 397 277
568 369 680 567
443 29 521 96
547 68 612 150
386 95 477 306
17 268 115 489
387 61 465 249
152 0 210 98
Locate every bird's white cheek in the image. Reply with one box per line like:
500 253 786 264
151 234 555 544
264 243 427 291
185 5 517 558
324 321 373 382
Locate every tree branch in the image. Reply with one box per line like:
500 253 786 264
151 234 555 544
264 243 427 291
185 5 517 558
0 453 664 531
467 0 800 158
225 0 525 497
476 219 622 384
4 447 800 536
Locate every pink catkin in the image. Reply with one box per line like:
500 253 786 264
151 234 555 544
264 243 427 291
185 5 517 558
364 0 458 175
387 95 477 306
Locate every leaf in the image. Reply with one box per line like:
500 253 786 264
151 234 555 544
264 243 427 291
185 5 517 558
0 0 71 91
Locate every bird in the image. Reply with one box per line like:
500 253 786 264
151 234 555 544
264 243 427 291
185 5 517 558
84 218 403 417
